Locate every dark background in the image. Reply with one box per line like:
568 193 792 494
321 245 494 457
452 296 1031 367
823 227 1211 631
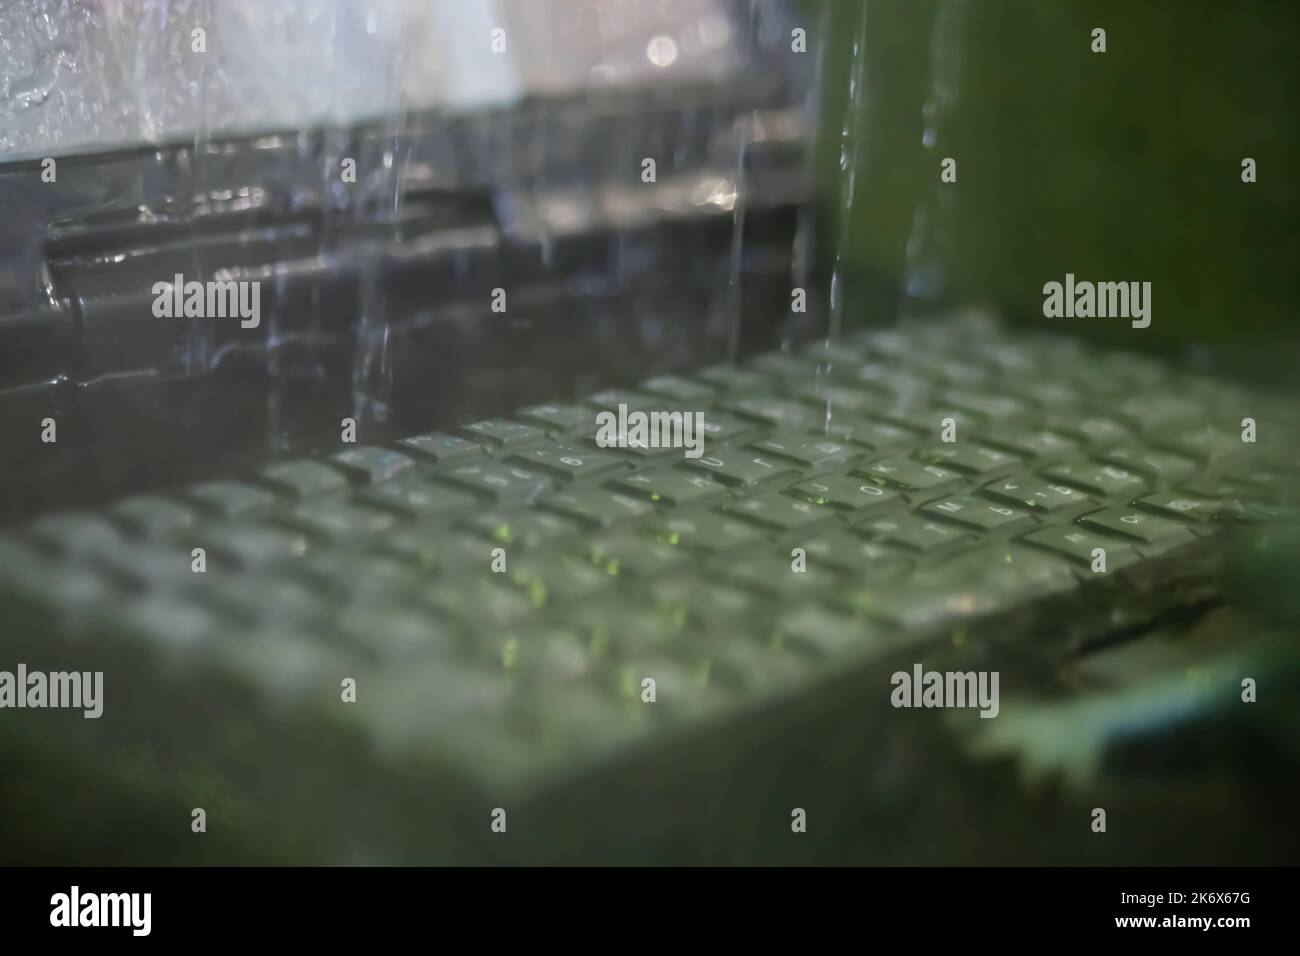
815 0 1299 380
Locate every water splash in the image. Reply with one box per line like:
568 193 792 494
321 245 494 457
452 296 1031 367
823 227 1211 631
724 0 759 366
789 0 830 353
826 0 871 347
350 2 413 429
901 0 968 317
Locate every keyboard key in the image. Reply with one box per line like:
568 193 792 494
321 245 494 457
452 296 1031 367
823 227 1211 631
1135 491 1224 525
396 431 485 464
799 532 911 578
640 374 717 404
28 512 121 558
790 383 878 414
1043 415 1135 450
111 495 199 540
584 532 681 579
195 574 323 626
773 606 880 659
1078 508 1197 554
541 488 652 529
981 474 1094 516
978 426 1081 462
916 443 1022 477
583 389 667 413
259 459 350 498
419 578 535 631
692 364 768 393
514 403 593 433
1097 447 1197 487
357 477 478 519
94 540 198 591
749 432 856 469
679 450 796 489
713 552 841 598
819 419 920 452
697 413 759 446
187 480 277 518
1153 426 1250 464
747 351 820 383
939 390 1034 423
509 443 627 482
920 495 1036 535
435 462 553 504
506 557 612 606
855 513 974 556
275 500 396 542
1040 460 1148 500
329 446 417 485
648 575 760 631
462 509 581 551
294 550 422 604
1019 526 1139 571
855 457 963 494
722 395 819 429
721 492 837 532
456 418 548 449
199 522 309 569
477 627 598 683
611 469 727 507
651 512 766 553
1116 395 1203 434
333 605 457 662
374 527 484 574
788 473 904 515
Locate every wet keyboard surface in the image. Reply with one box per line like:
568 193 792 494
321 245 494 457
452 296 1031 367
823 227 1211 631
2 317 1297 860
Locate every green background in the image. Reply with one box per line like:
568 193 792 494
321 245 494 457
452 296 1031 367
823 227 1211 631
812 0 1299 368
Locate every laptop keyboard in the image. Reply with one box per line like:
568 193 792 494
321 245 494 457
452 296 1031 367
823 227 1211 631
2 316 1296 860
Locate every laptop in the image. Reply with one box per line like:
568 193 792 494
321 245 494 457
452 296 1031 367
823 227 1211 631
0 0 1296 865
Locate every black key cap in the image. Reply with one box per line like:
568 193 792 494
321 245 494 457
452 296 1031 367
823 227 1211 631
187 480 277 518
541 488 653 529
916 443 1023 477
720 492 837 532
920 495 1036 535
651 512 767 553
456 418 548 449
749 432 856 469
1020 526 1139 572
357 477 478 519
788 473 904 515
509 443 627 483
259 459 351 498
611 469 727 507
111 495 200 540
514 403 593 433
855 456 963 494
1078 507 1197 554
855 513 974 556
1040 460 1148 500
396 431 485 464
981 474 1094 516
679 450 796 489
462 509 581 551
329 446 418 485
274 499 397 542
434 461 553 504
